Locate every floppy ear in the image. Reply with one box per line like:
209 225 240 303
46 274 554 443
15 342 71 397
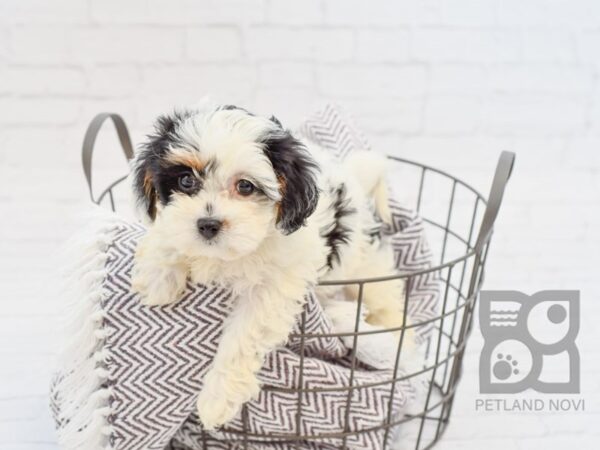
262 126 320 235
132 147 158 222
132 112 187 221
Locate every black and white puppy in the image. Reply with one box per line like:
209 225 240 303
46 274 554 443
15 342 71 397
131 104 409 429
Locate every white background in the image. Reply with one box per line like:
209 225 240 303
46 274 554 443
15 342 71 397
0 1 599 449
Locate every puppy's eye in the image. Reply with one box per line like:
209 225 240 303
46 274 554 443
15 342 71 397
178 173 199 192
236 179 255 196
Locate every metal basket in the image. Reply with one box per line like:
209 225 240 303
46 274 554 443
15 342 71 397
82 113 515 450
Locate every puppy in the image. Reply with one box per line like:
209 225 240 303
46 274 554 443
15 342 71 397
130 105 410 430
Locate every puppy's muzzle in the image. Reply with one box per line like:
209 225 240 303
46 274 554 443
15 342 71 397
197 218 222 240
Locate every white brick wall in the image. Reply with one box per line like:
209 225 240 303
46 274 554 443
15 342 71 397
1 1 598 449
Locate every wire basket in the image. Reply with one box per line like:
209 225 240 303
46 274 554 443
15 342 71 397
82 113 514 450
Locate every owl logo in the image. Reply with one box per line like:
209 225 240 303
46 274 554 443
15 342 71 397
479 290 580 394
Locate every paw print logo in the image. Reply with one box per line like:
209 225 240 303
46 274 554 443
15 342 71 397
494 354 519 380
479 291 579 394
485 339 531 386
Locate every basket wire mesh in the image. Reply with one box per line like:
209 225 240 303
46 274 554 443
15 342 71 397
82 113 514 450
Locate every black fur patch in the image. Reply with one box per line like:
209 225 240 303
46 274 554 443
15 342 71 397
321 183 356 269
132 110 195 219
154 164 202 204
261 131 320 234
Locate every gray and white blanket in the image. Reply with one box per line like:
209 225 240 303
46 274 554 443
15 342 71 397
50 105 441 450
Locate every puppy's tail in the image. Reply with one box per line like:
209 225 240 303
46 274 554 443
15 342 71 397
344 151 392 224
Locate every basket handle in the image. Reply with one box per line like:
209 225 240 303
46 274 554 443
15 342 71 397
474 151 515 253
82 112 134 203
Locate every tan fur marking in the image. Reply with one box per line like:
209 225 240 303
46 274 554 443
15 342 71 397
143 171 157 220
143 171 154 197
276 175 287 222
165 151 206 172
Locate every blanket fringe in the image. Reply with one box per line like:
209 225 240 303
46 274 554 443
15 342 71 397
52 206 123 450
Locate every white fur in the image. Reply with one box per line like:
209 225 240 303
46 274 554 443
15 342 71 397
131 107 412 430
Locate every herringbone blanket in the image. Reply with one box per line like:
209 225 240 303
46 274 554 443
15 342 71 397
51 105 441 450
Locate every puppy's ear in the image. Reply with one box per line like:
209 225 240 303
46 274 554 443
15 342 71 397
132 112 188 221
132 148 158 222
262 128 319 235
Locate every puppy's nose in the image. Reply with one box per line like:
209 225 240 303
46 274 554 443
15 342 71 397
197 218 222 240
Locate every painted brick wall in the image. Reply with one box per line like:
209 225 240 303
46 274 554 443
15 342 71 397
1 1 598 449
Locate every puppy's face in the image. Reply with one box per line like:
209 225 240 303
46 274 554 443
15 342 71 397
132 106 319 261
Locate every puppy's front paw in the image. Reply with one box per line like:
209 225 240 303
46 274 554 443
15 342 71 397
196 370 261 430
196 386 241 430
131 261 187 306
